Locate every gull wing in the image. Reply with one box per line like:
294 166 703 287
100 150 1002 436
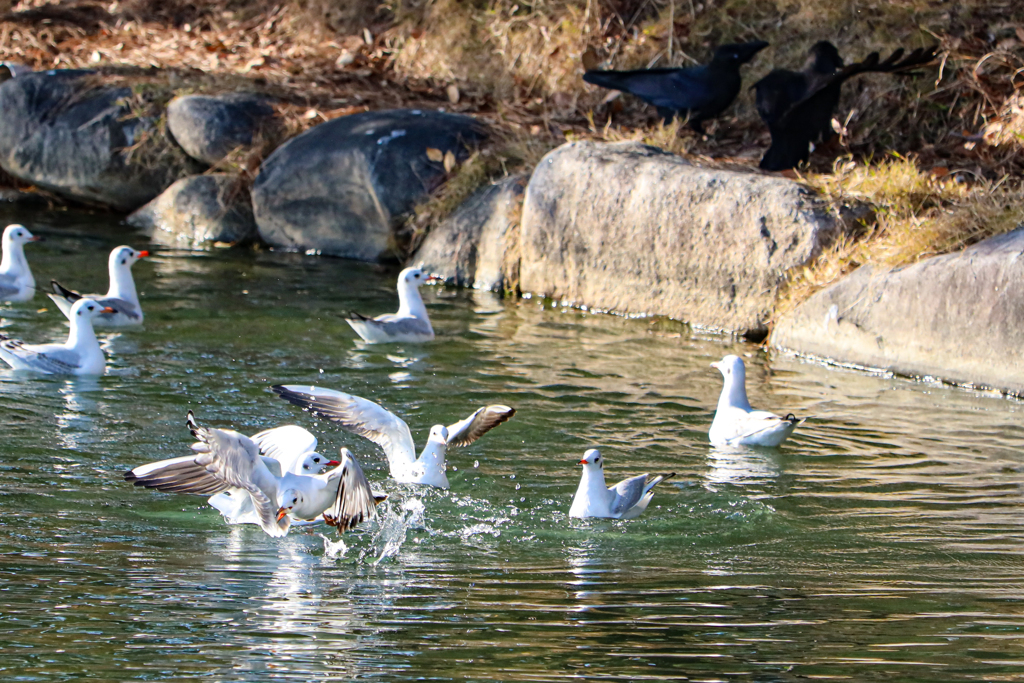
726 411 801 444
446 405 516 448
272 385 417 471
347 311 433 337
126 412 289 537
0 276 20 300
0 336 80 374
322 448 388 533
252 424 318 466
608 473 653 516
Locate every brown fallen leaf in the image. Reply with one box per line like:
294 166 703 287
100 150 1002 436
443 150 457 173
581 46 600 71
930 166 949 177
426 147 443 162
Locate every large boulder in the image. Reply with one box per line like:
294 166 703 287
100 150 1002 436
519 140 850 337
771 228 1024 394
0 70 194 210
127 174 256 248
167 93 275 166
414 175 525 292
252 108 487 262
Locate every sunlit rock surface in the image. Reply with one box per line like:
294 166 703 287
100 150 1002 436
167 93 275 166
252 108 486 262
771 228 1024 394
127 174 256 248
414 175 525 292
0 70 195 211
519 140 847 337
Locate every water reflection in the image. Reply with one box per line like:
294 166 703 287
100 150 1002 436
704 446 782 488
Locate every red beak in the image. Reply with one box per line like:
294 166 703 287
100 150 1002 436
424 275 443 284
276 508 288 521
137 250 150 258
28 236 43 242
578 459 587 465
326 459 340 467
101 307 116 313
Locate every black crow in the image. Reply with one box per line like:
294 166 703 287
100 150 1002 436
583 40 770 132
755 43 939 170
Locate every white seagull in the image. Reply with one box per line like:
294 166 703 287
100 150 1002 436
272 384 516 489
709 354 801 447
207 424 341 526
48 246 149 327
569 449 675 519
345 266 436 343
0 299 114 375
124 411 387 537
0 224 42 303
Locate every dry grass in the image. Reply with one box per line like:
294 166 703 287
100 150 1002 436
0 0 1023 289
775 155 1024 317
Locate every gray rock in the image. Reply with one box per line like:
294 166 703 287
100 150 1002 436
252 108 487 262
0 70 195 211
127 174 256 248
519 140 848 337
167 94 275 166
414 175 525 292
770 227 1024 394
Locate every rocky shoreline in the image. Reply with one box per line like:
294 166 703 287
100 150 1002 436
1 68 1021 394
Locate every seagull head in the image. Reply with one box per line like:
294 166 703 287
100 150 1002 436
427 424 449 446
711 354 745 380
399 266 429 288
109 245 149 270
70 299 116 319
277 489 304 521
3 224 41 245
578 448 604 469
300 452 341 473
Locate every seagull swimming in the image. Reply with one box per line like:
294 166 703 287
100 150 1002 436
709 354 801 447
345 267 436 343
124 411 387 537
569 449 675 519
206 424 341 526
48 246 149 327
0 224 42 303
0 299 114 375
272 384 516 489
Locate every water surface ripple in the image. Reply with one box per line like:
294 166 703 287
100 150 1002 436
2 208 1024 681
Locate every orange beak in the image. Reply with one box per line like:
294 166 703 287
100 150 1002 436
137 250 150 258
276 507 288 521
578 458 587 465
101 307 116 314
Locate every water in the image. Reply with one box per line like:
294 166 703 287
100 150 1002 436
3 206 1024 681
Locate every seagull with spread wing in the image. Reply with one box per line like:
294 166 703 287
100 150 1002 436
125 411 386 537
272 384 516 489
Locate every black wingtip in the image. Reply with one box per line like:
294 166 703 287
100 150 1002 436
662 472 677 482
784 413 799 424
123 469 137 482
50 279 82 301
345 310 371 322
186 410 201 439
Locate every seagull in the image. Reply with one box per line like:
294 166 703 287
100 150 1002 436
207 424 341 526
0 299 114 375
124 411 387 537
0 224 42 303
569 449 675 519
709 355 801 447
48 246 149 327
272 384 516 489
345 267 436 343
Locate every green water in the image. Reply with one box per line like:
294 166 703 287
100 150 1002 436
3 206 1024 682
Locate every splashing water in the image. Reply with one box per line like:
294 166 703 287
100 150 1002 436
368 497 427 565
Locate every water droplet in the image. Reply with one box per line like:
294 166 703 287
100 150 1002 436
473 460 479 468
509 474 516 480
452 466 458 471
515 483 521 490
520 497 526 502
